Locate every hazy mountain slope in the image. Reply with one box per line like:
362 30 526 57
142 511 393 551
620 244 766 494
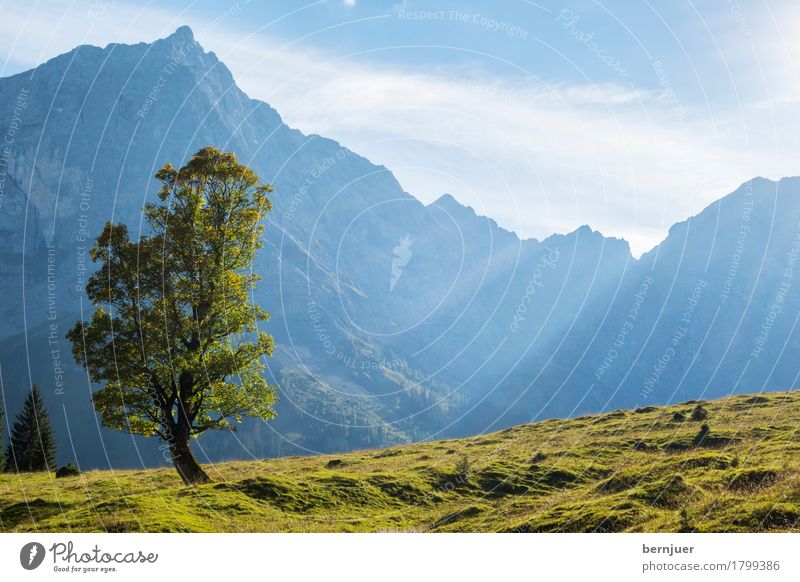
492 177 800 425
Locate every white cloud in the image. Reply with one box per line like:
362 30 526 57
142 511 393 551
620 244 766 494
217 37 798 255
1 1 799 256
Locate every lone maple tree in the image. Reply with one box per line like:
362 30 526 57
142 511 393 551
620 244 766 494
68 147 277 484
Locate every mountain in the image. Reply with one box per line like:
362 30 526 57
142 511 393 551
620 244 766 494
494 176 800 425
0 27 799 469
3 389 799 532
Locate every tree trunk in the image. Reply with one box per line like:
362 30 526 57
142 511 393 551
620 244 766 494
170 437 210 485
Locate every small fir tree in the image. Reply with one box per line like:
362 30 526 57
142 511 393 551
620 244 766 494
5 386 56 472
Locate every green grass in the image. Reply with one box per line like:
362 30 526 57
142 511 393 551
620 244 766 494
3 390 800 532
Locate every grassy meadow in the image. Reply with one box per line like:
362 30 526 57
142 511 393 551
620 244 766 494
2 390 800 532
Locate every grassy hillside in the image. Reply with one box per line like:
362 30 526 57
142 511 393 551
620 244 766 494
2 390 800 532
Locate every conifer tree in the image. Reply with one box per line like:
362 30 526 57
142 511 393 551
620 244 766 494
5 386 56 472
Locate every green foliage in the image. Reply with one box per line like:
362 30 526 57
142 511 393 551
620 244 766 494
454 456 471 480
55 463 81 479
530 451 547 463
630 475 696 508
678 508 697 532
728 468 780 491
693 423 710 446
690 404 709 421
66 148 277 482
5 386 56 473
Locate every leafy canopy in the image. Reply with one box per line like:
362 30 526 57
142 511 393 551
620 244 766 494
68 147 277 441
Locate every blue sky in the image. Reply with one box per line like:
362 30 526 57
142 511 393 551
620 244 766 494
2 0 799 254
